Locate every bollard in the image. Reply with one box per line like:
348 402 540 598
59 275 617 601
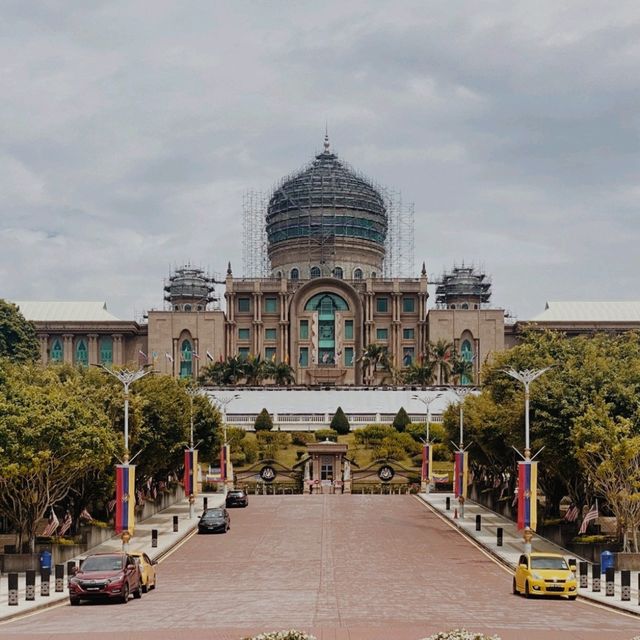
54 564 64 592
203 497 208 511
621 570 630 601
579 561 588 589
497 527 503 547
475 514 481 531
445 497 450 510
592 563 601 592
151 528 158 548
453 508 458 519
25 570 36 601
40 568 50 597
568 558 577 572
8 573 18 606
67 560 76 577
173 515 179 532
638 574 640 606
605 567 615 596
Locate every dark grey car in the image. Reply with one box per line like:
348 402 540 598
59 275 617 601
198 508 230 534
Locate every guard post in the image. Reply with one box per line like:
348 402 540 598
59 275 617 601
54 563 64 592
475 515 481 531
579 561 588 589
592 563 601 592
203 497 208 511
67 560 76 577
173 515 179 532
25 570 36 601
152 528 158 548
40 568 50 596
445 497 450 510
621 570 630 601
8 573 18 606
605 567 615 596
496 527 503 546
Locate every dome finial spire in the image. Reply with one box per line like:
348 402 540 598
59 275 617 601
324 122 330 152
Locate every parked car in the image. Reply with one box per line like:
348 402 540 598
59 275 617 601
198 508 230 534
68 552 142 605
130 551 157 593
226 489 249 508
513 552 577 599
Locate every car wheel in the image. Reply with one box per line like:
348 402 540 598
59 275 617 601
512 578 518 595
568 595 577 601
151 576 157 591
141 581 148 594
120 583 130 604
133 584 142 599
525 581 531 599
70 598 80 606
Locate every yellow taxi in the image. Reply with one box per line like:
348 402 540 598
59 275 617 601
130 552 157 593
513 552 577 599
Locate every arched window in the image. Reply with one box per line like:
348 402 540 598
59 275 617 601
451 304 456 309
197 305 203 311
75 339 88 366
333 266 343 279
461 339 473 385
184 304 192 312
50 338 63 363
276 271 282 278
462 303 469 309
99 337 113 365
354 268 363 280
174 305 179 311
180 340 193 378
371 272 377 279
310 266 321 279
290 268 299 280
304 293 349 366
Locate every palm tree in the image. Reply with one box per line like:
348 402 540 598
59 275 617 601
430 339 452 385
402 359 438 385
360 344 389 384
267 361 296 386
243 355 267 386
451 351 474 385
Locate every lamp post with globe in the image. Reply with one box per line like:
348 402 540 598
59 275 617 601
412 392 443 492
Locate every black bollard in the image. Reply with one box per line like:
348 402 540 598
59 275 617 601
496 527 503 546
203 497 208 511
67 560 76 577
592 563 601 592
445 497 450 511
25 570 36 601
621 570 631 601
475 514 481 531
54 564 64 592
151 528 158 548
605 567 615 596
638 574 640 606
40 568 50 597
579 561 588 589
568 558 577 572
8 573 18 606
173 515 179 532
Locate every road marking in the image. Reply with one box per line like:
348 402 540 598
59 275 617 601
413 495 640 620
155 528 198 563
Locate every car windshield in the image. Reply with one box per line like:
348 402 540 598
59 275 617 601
203 509 224 519
531 556 568 570
229 492 243 496
82 556 123 572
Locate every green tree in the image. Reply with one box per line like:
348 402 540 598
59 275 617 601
430 339 452 385
402 360 437 385
254 408 273 432
451 350 474 385
266 361 296 385
330 407 350 435
360 344 391 384
393 407 411 432
0 299 39 363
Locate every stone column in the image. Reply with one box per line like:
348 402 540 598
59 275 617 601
39 334 49 364
112 334 123 366
88 334 99 366
63 334 74 364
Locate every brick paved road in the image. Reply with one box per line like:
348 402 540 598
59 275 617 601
1 495 639 640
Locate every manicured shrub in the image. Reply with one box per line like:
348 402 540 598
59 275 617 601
241 438 259 464
254 408 273 432
392 406 411 432
354 424 395 446
291 432 316 446
315 428 338 442
330 406 350 435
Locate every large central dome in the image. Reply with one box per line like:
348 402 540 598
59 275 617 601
266 136 387 279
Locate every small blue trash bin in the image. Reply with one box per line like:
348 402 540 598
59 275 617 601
600 550 614 573
39 550 52 571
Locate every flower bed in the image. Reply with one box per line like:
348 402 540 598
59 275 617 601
420 631 501 640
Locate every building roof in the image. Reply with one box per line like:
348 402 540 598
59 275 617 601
208 388 468 417
531 301 640 322
12 301 121 322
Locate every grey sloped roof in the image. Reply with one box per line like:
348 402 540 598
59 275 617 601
531 301 640 322
207 388 468 416
12 301 121 322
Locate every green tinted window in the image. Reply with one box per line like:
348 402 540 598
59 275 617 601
265 328 277 341
238 298 250 312
299 347 308 367
99 337 113 364
238 328 250 341
265 297 278 313
344 320 353 340
75 339 88 366
238 347 250 360
50 339 63 362
403 297 416 313
344 347 354 367
403 328 415 340
265 347 277 361
376 328 388 340
376 297 388 313
300 320 309 339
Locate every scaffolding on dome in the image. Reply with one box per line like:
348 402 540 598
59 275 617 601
433 264 492 308
242 191 270 278
382 188 415 279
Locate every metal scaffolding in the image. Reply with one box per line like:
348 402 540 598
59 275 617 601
382 188 415 278
242 191 269 278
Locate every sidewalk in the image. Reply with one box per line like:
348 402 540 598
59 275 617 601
420 492 640 616
0 493 224 623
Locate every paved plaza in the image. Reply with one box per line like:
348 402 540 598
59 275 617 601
1 495 639 640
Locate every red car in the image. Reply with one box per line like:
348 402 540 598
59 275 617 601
68 552 142 605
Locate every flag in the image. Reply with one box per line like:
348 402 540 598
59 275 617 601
107 498 116 512
563 504 579 523
165 352 174 363
421 444 432 484
42 508 59 537
136 488 145 505
151 351 158 361
192 352 200 359
579 501 599 535
517 461 538 531
184 448 199 496
115 464 136 535
454 451 468 499
206 351 214 361
58 511 73 537
80 508 93 522
138 350 148 361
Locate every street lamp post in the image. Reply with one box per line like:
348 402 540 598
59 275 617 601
453 387 474 518
504 367 551 553
185 385 200 519
412 392 442 493
211 394 240 492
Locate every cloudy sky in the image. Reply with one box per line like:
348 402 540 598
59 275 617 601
2 1 639 321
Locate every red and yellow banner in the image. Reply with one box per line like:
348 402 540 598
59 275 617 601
184 449 198 496
115 464 135 535
421 444 432 484
454 451 468 499
517 461 538 531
